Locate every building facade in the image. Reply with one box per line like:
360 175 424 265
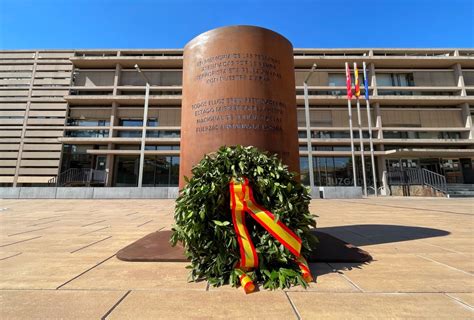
1 49 473 193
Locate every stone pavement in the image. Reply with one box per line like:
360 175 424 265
0 198 472 319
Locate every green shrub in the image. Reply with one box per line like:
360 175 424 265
171 145 317 289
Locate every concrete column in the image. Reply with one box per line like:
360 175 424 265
377 154 388 195
460 103 473 141
374 102 383 139
13 51 39 187
373 102 388 194
105 101 119 187
453 63 466 96
370 63 377 96
112 63 121 96
104 64 122 187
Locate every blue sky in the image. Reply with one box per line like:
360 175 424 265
0 0 473 49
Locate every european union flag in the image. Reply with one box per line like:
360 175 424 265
363 62 370 101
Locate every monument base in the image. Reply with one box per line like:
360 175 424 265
116 230 372 263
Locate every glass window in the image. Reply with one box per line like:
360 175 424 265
116 145 140 150
119 118 158 126
68 119 110 126
328 74 346 86
439 131 461 139
299 157 309 185
114 156 139 187
141 156 180 187
65 130 109 138
377 73 414 86
145 145 180 150
146 130 180 138
117 130 141 137
328 73 363 86
298 131 307 138
60 144 94 172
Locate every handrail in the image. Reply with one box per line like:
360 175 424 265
386 167 447 195
421 168 447 194
48 168 106 187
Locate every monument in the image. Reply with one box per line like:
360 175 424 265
179 25 300 187
117 26 371 293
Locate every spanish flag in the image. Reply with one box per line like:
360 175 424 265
345 62 353 99
354 62 361 98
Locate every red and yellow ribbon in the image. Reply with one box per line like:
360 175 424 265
229 177 313 293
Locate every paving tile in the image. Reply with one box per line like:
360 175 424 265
287 292 474 319
0 289 126 319
446 292 474 308
0 254 105 289
360 238 468 255
417 252 474 274
62 258 207 291
422 237 474 255
330 254 474 293
107 290 295 319
287 263 360 292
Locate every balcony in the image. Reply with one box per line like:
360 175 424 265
295 86 474 105
292 52 474 68
70 55 183 68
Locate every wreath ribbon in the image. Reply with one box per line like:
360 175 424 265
229 177 313 293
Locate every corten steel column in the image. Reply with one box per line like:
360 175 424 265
180 26 299 188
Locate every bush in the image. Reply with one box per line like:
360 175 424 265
171 145 317 289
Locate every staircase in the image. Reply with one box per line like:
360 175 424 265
386 167 448 197
48 168 106 187
447 184 474 198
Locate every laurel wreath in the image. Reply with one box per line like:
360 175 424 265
171 145 317 289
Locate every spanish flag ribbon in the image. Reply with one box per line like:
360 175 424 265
354 62 361 98
229 177 313 293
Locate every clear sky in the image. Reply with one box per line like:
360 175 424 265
0 0 473 49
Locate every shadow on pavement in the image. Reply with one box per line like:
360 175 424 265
310 224 451 281
317 224 450 247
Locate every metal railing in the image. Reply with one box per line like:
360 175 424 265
386 168 447 195
48 168 106 187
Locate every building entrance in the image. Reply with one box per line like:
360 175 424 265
387 158 467 184
419 159 442 175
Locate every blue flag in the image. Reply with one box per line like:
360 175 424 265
363 62 369 101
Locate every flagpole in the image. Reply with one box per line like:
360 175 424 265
354 62 367 197
347 99 357 187
345 62 357 187
363 62 378 196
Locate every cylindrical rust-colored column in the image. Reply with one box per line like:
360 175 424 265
180 25 299 188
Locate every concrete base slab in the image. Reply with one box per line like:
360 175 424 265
0 187 180 199
0 187 20 199
312 186 363 199
116 230 372 263
56 187 94 199
19 187 56 199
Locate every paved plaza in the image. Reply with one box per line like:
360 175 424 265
0 197 473 319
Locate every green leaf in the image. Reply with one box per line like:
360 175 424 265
213 220 230 227
278 192 284 202
238 161 245 172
